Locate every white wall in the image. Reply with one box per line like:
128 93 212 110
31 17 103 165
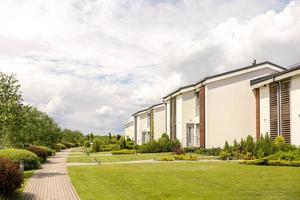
291 74 300 146
181 91 196 147
206 68 278 148
136 113 149 145
153 106 166 140
259 85 270 136
125 123 135 140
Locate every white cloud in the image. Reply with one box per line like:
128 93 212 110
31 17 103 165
96 106 113 116
0 0 299 134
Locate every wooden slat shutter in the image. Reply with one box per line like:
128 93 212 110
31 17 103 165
170 97 176 140
280 79 291 144
269 82 278 140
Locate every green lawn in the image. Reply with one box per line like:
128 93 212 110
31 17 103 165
67 152 172 163
68 162 300 200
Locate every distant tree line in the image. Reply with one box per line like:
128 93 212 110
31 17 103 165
0 72 83 148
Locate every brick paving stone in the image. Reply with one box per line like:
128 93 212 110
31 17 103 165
23 149 80 200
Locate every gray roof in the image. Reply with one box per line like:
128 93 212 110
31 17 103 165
132 102 165 116
250 64 300 86
163 61 285 99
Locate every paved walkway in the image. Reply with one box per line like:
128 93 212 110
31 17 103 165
23 149 80 200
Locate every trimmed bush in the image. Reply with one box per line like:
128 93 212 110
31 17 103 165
37 146 55 157
62 142 75 149
0 158 23 197
27 146 48 163
173 155 198 161
102 144 120 152
111 149 136 155
240 158 300 167
53 143 66 152
0 148 40 170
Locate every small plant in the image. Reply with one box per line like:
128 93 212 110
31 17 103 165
0 158 24 198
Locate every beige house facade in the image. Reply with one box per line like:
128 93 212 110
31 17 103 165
131 103 166 145
126 61 299 148
251 65 300 146
124 121 135 140
163 61 286 148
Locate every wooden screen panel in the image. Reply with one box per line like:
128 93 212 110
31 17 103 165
199 86 205 148
170 97 176 140
280 79 291 144
269 82 278 141
255 88 260 141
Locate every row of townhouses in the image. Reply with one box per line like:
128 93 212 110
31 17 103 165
124 61 300 148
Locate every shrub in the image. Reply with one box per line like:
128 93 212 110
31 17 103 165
27 146 48 163
102 144 120 152
184 147 197 153
173 155 198 161
274 136 285 150
256 134 276 158
53 143 66 152
0 148 40 170
171 139 182 154
240 158 300 167
244 135 255 154
139 140 161 153
62 142 75 149
157 134 172 152
120 137 126 149
91 139 101 153
158 156 174 161
84 141 90 148
126 141 135 149
268 150 300 161
195 148 222 156
219 151 232 160
37 146 54 157
0 158 23 197
111 149 136 155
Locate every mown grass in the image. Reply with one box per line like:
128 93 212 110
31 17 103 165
67 152 172 163
69 162 300 200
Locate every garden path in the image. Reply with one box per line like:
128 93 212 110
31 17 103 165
23 149 80 200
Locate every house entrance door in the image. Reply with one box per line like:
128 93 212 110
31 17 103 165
186 124 194 146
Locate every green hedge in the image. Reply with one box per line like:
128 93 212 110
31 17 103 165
0 148 40 170
37 146 55 156
240 159 300 167
111 149 136 155
27 146 48 163
53 143 66 152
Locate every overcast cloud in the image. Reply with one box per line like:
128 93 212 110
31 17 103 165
0 0 299 134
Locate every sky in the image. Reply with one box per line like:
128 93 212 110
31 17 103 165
0 0 300 134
